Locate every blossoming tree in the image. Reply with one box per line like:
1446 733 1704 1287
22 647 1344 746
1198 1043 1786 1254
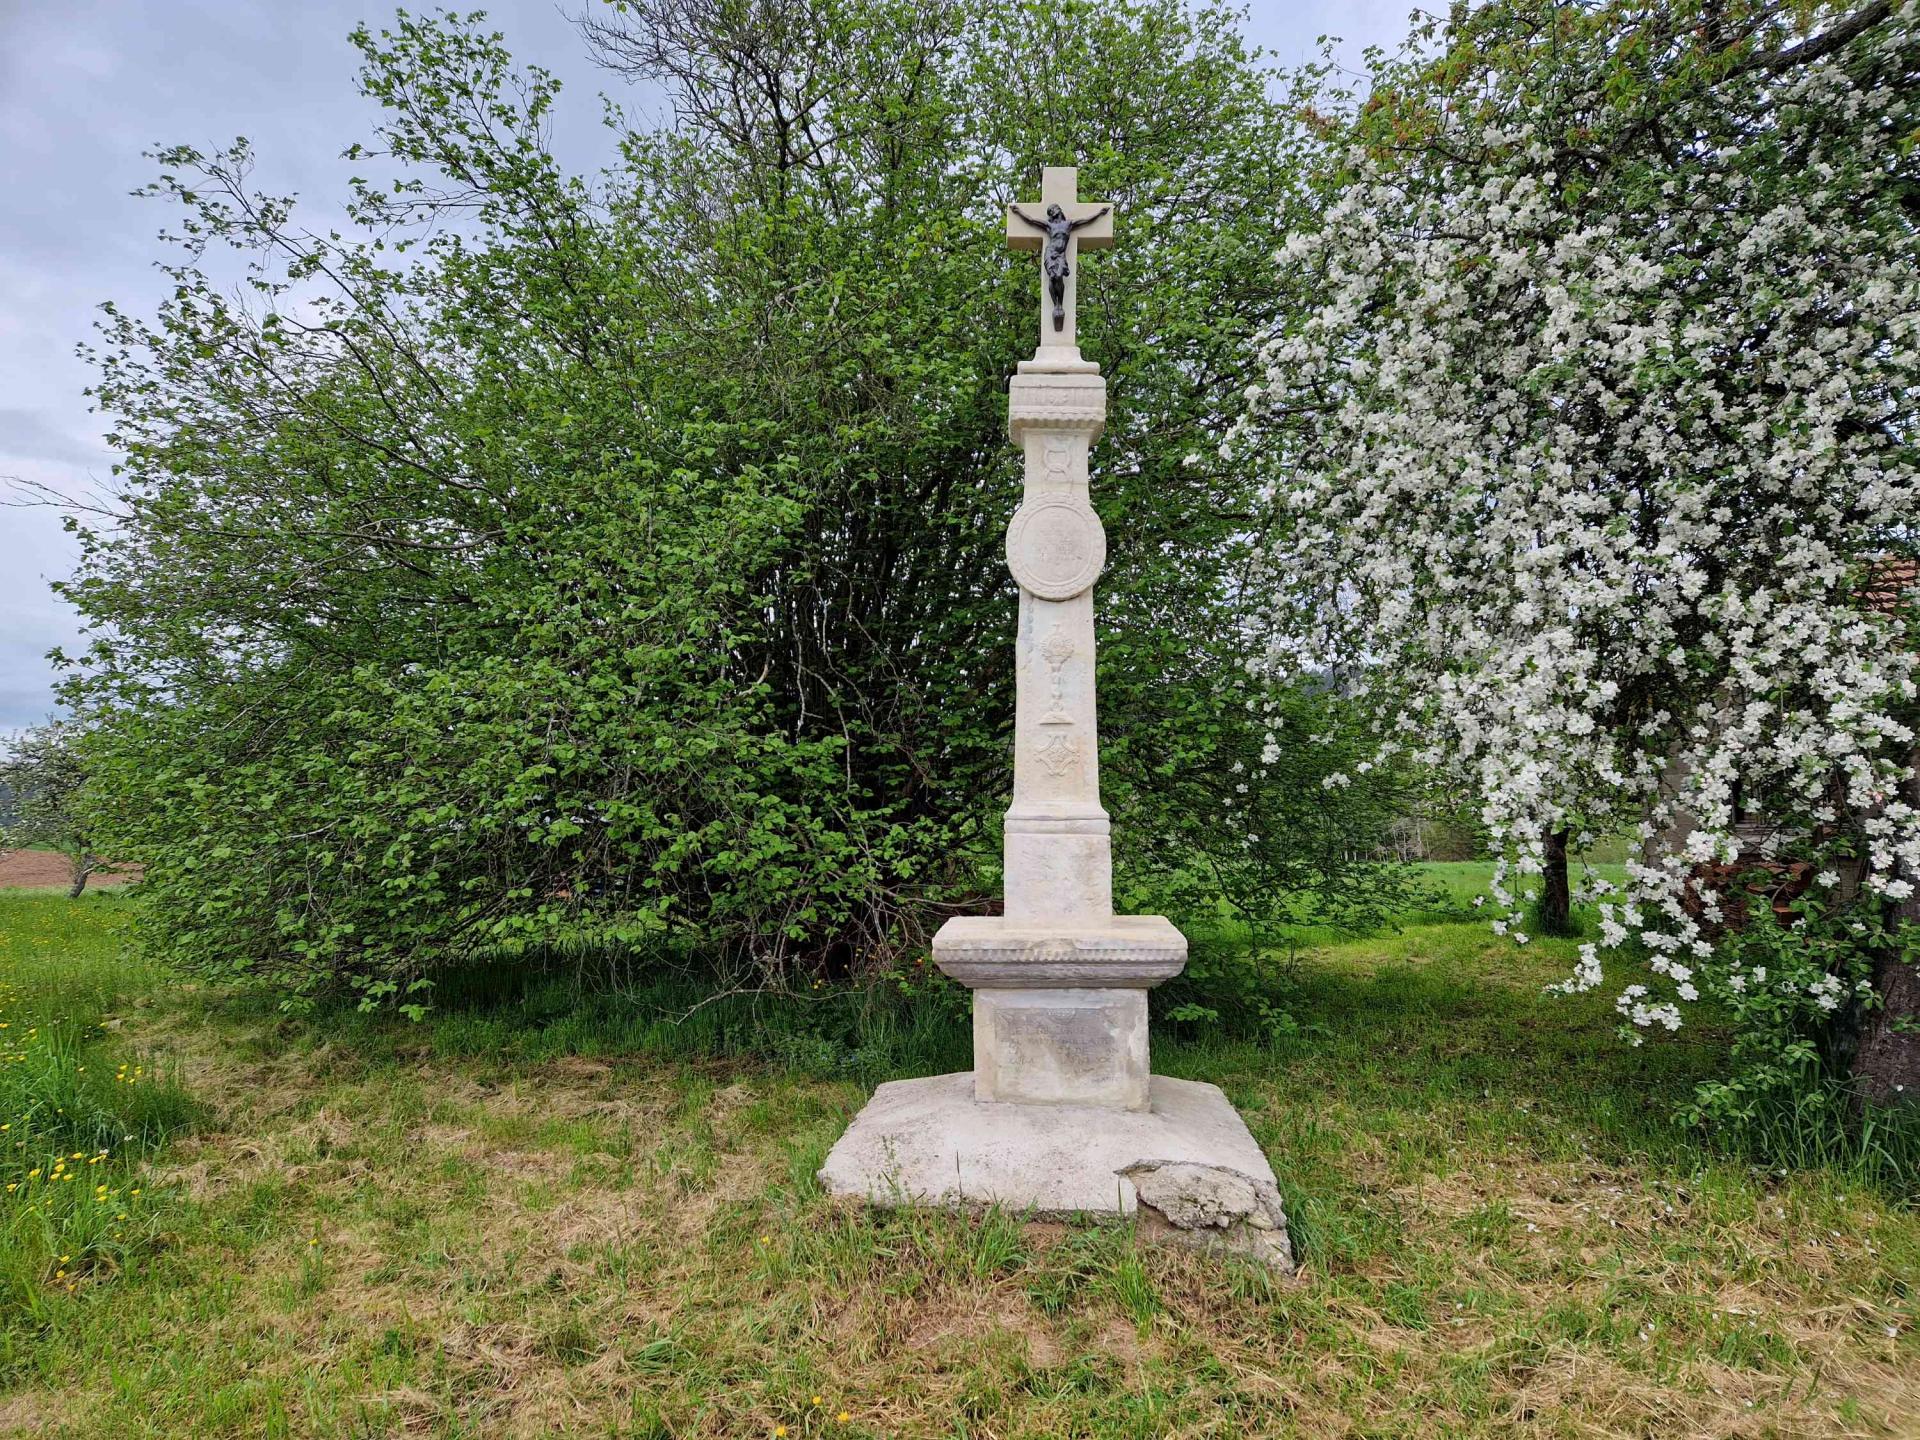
1249 0 1920 1110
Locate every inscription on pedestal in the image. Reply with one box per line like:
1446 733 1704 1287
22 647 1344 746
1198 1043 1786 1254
1007 498 1105 600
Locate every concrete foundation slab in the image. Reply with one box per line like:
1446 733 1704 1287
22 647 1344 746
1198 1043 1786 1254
819 1071 1292 1269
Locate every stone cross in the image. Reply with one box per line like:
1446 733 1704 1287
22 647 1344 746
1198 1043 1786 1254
928 164 1182 1114
1006 166 1113 362
818 163 1292 1270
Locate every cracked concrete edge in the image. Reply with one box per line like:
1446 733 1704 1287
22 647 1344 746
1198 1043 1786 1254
1118 1158 1296 1273
815 1154 1297 1274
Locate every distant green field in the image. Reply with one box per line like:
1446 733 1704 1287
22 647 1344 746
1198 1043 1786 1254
0 888 1912 1437
1410 858 1630 911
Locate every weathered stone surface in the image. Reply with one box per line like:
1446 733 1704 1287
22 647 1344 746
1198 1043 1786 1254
973 988 1148 1110
1008 372 1108 435
933 914 1186 989
818 166 1297 1261
819 1072 1291 1269
1005 496 1106 600
1120 1159 1293 1270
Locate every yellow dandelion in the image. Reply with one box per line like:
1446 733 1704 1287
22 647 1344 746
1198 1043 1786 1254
811 1396 822 1407
837 1412 851 1424
775 1429 788 1439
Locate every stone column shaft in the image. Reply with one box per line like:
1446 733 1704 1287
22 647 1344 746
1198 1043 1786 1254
1005 408 1111 925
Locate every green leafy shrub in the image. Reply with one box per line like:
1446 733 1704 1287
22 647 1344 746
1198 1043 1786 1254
63 2 1410 1006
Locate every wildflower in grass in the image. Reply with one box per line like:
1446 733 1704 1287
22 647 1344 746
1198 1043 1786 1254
837 1412 851 1423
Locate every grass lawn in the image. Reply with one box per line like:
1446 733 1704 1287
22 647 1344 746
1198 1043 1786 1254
0 878 1914 1438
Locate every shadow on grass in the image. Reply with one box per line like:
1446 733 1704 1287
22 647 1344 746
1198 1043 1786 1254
187 896 1917 1200
205 941 975 1091
1161 940 1725 1153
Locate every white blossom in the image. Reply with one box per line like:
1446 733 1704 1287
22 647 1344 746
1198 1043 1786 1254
1244 13 1920 1035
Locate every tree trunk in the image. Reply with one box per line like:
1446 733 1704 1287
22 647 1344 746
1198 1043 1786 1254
1541 827 1573 937
1854 763 1920 1106
66 852 92 900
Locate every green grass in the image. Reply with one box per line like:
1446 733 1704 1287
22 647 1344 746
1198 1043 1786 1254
0 894 200 1328
0 874 1914 1437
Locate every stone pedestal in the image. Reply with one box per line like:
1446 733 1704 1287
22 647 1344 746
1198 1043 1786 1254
974 989 1148 1110
819 166 1290 1270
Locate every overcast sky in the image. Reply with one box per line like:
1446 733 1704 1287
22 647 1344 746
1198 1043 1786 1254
0 0 1410 735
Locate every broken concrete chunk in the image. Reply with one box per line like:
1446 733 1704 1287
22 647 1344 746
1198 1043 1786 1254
1120 1159 1294 1272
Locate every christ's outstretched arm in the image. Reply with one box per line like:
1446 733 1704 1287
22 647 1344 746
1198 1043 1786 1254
1067 205 1110 232
1009 204 1048 231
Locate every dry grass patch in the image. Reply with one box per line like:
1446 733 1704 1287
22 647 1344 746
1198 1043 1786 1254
3 891 1916 1438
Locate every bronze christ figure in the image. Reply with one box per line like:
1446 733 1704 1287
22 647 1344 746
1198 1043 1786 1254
1010 202 1112 331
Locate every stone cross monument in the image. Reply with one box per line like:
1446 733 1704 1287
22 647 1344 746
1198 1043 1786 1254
821 167 1291 1268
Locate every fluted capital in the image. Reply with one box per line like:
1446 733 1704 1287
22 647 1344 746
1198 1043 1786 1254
1008 372 1106 443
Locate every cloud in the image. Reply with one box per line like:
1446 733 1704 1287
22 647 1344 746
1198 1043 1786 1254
0 408 113 468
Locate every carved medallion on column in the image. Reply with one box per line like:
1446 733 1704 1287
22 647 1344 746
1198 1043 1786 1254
1006 497 1105 600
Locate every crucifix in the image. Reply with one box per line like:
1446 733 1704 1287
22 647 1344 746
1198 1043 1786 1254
819 162 1291 1271
1006 166 1113 358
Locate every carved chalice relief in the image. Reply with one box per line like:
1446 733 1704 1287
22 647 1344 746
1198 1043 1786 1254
1042 440 1073 479
1035 732 1081 778
1038 625 1075 726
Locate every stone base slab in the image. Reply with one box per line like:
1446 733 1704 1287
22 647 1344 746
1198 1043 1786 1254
818 1072 1292 1269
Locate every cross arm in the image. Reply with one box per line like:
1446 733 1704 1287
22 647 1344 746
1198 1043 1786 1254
1004 202 1115 251
1006 204 1049 249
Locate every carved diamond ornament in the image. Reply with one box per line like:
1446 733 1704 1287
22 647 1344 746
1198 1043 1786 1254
1035 733 1080 777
